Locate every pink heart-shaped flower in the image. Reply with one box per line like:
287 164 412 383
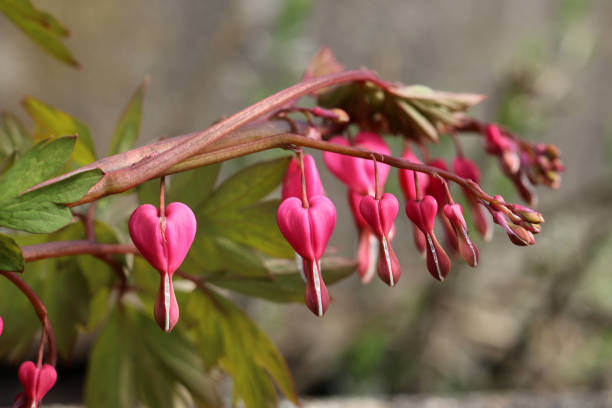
18 361 57 405
129 202 197 275
276 196 336 261
129 202 197 332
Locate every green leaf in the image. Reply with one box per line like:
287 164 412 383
199 156 290 215
85 309 137 408
85 307 222 408
204 199 294 259
108 78 148 155
43 259 91 359
0 111 31 160
209 256 356 302
0 136 76 200
0 168 103 233
169 163 220 209
0 0 79 67
22 97 95 164
0 233 24 271
182 289 299 407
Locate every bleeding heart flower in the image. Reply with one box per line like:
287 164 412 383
405 196 451 281
16 361 57 408
348 191 378 283
452 157 493 240
277 196 336 316
359 194 401 287
323 132 391 195
282 154 325 201
443 203 479 267
129 202 197 332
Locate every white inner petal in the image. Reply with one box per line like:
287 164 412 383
295 252 305 282
461 226 478 266
382 236 394 286
366 235 379 283
312 261 323 317
164 273 170 332
426 233 442 281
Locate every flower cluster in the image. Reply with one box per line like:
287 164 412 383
276 128 551 316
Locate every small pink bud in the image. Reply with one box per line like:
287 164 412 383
491 210 535 246
129 202 197 332
277 196 336 316
507 203 544 224
282 154 325 201
451 157 492 240
406 196 451 281
17 361 57 408
484 124 515 154
323 132 391 195
398 147 429 201
359 194 401 287
443 204 479 267
412 227 427 254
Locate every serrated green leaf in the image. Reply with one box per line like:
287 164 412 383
0 136 75 201
209 256 356 302
0 111 31 160
169 163 220 209
0 168 103 233
199 157 290 215
0 0 79 67
22 97 95 164
108 78 148 155
396 99 439 142
204 199 293 258
0 233 24 271
182 289 299 407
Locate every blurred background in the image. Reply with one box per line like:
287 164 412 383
1 0 612 405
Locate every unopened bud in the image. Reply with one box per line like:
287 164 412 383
508 224 535 246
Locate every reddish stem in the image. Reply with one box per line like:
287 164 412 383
0 271 57 366
22 241 138 262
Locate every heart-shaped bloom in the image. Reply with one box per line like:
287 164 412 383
277 196 336 316
129 202 197 332
405 196 451 281
443 203 479 267
452 157 493 240
281 154 325 201
323 132 391 195
15 361 57 408
359 194 401 286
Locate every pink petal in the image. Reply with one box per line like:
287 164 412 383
420 195 438 233
0 316 3 336
348 190 368 230
164 202 197 274
377 237 401 287
308 196 337 259
378 193 399 236
359 195 383 237
18 361 37 400
281 155 325 201
277 198 315 260
425 233 451 281
129 204 166 273
398 148 428 200
425 158 449 209
35 364 57 401
357 229 378 283
303 259 330 317
452 157 481 183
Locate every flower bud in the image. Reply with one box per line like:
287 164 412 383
443 203 479 267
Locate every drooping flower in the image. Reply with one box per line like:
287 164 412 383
452 157 493 240
282 154 325 201
359 193 401 286
323 132 391 196
14 361 57 408
443 203 479 267
129 202 197 332
424 158 459 254
405 196 451 281
323 132 393 282
277 196 336 316
398 147 429 254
